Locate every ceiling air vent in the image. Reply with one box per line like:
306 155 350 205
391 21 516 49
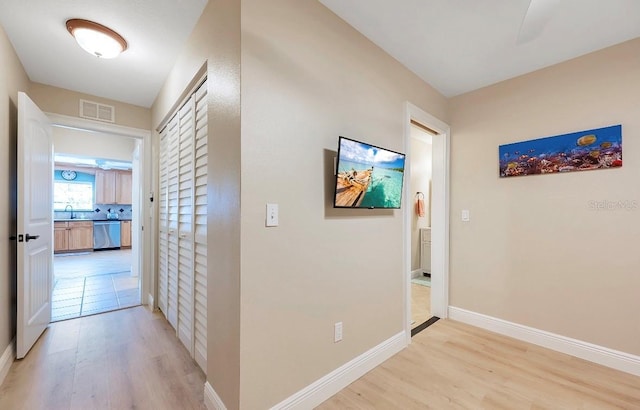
79 99 115 123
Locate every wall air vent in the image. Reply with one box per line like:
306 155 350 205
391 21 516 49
79 99 115 123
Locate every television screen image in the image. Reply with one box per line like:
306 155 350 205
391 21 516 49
334 137 406 209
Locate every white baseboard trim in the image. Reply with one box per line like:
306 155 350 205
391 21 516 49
449 306 640 377
410 269 423 279
0 338 15 387
271 331 407 409
147 293 154 311
204 381 227 410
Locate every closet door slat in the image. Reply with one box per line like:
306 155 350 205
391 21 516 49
193 80 208 371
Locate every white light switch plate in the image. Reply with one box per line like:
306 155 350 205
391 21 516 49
266 203 279 227
461 209 470 222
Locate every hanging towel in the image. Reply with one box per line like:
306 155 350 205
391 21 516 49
415 193 425 217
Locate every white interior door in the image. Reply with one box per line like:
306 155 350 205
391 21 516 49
17 92 53 359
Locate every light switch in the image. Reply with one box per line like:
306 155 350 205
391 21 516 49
461 209 470 222
266 203 279 227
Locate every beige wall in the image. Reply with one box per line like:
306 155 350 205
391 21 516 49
409 128 432 272
449 38 640 355
53 127 135 162
152 0 241 408
155 0 447 407
0 24 30 362
240 0 447 407
30 82 150 130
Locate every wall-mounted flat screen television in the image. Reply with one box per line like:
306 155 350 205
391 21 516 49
333 136 406 209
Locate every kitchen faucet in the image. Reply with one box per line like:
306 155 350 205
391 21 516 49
64 204 75 219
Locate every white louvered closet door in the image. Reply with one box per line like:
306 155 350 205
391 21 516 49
177 96 195 352
166 115 180 328
193 81 208 371
156 78 207 374
158 124 170 314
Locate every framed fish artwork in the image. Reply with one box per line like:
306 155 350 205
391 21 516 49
499 124 622 178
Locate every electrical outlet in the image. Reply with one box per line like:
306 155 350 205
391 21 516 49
334 322 343 343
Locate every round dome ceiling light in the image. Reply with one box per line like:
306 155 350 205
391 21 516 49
66 19 128 59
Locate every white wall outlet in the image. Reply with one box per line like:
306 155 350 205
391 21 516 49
334 322 343 343
266 203 279 227
461 209 470 222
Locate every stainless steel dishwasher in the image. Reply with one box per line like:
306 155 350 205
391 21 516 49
93 221 121 250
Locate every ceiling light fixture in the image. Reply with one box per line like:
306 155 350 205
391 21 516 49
66 19 128 59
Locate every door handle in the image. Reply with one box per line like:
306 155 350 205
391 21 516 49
25 234 40 242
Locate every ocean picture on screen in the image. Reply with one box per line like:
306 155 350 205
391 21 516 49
334 137 405 208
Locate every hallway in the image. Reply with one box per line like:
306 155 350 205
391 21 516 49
0 307 205 410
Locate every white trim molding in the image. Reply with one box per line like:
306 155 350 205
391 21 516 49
147 293 155 312
0 338 15 387
46 112 151 139
403 102 450 345
449 307 640 377
271 331 406 409
204 382 227 410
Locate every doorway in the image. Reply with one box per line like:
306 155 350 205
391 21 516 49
403 102 450 340
47 114 152 322
51 146 139 321
409 122 434 332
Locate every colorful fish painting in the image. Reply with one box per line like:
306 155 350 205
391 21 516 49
499 125 622 178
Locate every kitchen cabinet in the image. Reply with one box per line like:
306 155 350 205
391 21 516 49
116 171 132 204
54 222 69 251
420 228 431 274
95 170 132 204
121 220 132 248
54 221 94 253
95 170 116 204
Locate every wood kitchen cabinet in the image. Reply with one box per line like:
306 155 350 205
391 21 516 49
54 221 94 253
54 222 69 251
121 220 132 248
95 170 132 204
116 171 132 204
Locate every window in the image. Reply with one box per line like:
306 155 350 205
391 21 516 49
53 181 94 211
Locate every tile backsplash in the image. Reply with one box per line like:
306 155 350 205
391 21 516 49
95 204 133 220
54 204 133 220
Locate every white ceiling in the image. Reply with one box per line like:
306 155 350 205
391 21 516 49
319 0 640 97
0 0 208 107
1 1 639 106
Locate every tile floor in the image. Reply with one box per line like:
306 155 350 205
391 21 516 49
52 249 140 322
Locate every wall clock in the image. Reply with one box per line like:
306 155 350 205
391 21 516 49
61 170 77 180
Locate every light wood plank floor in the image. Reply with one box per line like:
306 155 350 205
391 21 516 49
0 306 205 410
318 319 640 409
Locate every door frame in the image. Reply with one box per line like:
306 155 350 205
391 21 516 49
46 113 154 308
403 102 450 343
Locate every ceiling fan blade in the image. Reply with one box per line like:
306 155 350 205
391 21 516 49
517 0 559 44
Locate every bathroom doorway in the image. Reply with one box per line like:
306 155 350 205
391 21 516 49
409 122 434 332
403 102 450 339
